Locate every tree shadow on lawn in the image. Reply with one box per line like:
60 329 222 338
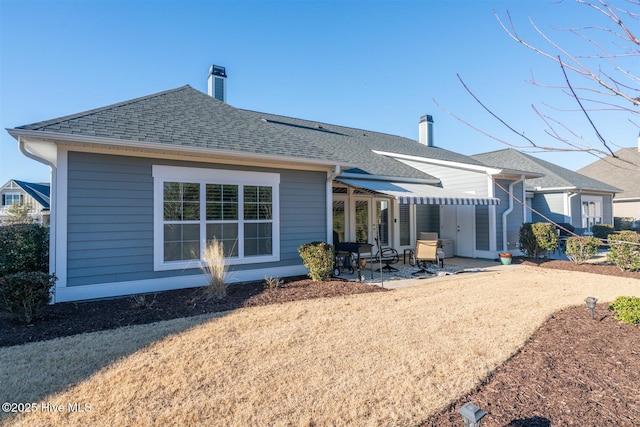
0 276 384 416
0 309 231 418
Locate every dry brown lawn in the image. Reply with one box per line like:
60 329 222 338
1 266 638 426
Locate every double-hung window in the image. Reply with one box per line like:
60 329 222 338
153 165 280 271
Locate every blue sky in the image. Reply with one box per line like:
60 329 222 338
1 0 638 185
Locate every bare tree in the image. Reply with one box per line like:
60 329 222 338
439 0 640 169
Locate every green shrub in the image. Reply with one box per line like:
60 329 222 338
607 231 640 271
0 271 56 323
591 224 614 241
565 236 600 264
0 223 49 276
519 222 559 259
298 241 334 282
609 296 640 325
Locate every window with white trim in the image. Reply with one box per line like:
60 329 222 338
2 192 22 207
153 166 280 271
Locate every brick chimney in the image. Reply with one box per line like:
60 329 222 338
419 115 434 147
208 65 227 102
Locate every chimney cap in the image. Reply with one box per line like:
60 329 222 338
209 64 227 78
419 115 433 123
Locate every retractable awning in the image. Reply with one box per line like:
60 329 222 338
336 178 500 205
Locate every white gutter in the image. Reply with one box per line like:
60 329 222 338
567 192 580 224
326 165 341 243
502 175 525 252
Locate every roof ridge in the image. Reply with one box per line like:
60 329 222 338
17 85 193 131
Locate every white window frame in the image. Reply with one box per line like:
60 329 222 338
153 165 280 271
3 192 22 207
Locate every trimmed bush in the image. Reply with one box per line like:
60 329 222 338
565 236 600 264
0 223 49 276
298 242 334 282
0 271 56 323
591 224 614 241
519 222 559 259
609 296 640 325
607 231 640 271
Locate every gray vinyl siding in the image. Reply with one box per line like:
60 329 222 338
532 192 566 224
475 206 489 250
416 204 439 234
603 194 613 224
66 152 326 286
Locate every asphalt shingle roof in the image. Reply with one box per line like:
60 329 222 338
14 85 487 181
472 149 621 192
13 180 50 209
577 147 640 199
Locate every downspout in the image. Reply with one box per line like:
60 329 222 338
326 165 341 243
567 191 579 228
19 138 58 302
502 175 525 253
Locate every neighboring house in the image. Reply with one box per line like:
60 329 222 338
0 180 50 226
577 145 640 221
473 149 621 234
7 65 539 302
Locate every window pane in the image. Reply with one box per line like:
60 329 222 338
206 203 222 221
164 202 181 221
206 224 239 257
355 200 369 243
244 186 258 203
207 184 237 220
183 183 200 201
164 224 200 261
333 200 345 243
245 203 258 220
244 223 272 256
164 182 200 221
259 187 272 202
399 204 410 246
244 185 272 220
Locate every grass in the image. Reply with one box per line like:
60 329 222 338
1 267 639 426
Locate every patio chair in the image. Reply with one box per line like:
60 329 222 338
411 239 443 276
373 237 399 272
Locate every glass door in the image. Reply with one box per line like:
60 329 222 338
375 200 390 246
332 199 346 244
354 199 370 243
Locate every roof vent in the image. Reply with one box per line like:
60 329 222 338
208 64 227 102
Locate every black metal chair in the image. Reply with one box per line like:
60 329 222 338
373 237 399 272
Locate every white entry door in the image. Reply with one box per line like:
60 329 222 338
440 205 475 257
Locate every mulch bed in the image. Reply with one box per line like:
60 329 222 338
2 260 639 426
0 276 385 348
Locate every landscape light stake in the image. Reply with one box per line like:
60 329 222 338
458 401 487 427
585 296 598 320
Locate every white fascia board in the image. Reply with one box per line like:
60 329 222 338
8 129 355 170
372 150 504 175
533 186 576 192
613 197 640 202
